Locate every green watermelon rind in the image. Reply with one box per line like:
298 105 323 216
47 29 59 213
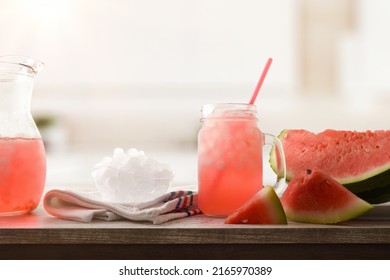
270 129 390 204
263 186 288 224
345 168 390 204
337 162 390 185
284 197 373 224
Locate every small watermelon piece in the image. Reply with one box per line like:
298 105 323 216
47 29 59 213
270 129 390 204
224 186 287 225
281 169 373 224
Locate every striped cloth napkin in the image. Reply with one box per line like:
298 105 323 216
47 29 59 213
43 189 201 224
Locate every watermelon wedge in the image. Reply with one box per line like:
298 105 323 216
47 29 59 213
281 169 373 224
270 129 390 204
224 186 287 225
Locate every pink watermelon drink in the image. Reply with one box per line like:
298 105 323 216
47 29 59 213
198 104 263 216
0 137 46 215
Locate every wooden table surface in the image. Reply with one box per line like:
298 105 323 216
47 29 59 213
1 205 390 260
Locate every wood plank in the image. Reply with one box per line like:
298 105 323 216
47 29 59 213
1 206 390 259
1 226 390 244
1 244 390 260
1 206 390 245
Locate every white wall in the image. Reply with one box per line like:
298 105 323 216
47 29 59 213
339 0 390 102
0 0 299 149
0 0 388 152
0 0 298 91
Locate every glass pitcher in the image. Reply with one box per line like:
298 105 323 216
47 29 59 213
0 55 46 216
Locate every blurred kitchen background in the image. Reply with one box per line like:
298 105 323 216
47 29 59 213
0 0 389 189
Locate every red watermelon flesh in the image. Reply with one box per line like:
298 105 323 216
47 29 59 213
275 129 390 184
281 169 373 224
224 186 287 225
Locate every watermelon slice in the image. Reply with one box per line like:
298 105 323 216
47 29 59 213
224 186 287 225
270 129 390 204
281 169 373 224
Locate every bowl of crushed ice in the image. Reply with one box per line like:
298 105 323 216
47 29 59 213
92 148 174 203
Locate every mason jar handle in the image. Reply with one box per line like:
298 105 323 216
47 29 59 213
263 133 287 197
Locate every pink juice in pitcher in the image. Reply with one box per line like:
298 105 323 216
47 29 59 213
0 137 46 215
198 104 263 216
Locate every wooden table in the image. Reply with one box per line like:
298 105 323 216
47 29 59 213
1 205 389 260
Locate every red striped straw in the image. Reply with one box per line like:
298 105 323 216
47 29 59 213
249 58 273 105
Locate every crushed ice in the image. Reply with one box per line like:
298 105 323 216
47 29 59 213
92 148 174 203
